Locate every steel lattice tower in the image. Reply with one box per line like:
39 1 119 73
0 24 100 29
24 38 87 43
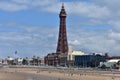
56 4 68 53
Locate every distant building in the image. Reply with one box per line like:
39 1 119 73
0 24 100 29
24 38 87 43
67 47 85 66
6 56 14 65
45 52 68 66
45 51 86 67
45 53 60 66
44 4 69 66
68 50 85 61
104 53 120 60
0 59 2 64
56 3 68 54
22 57 44 66
99 59 120 70
13 58 23 65
24 58 33 65
74 54 106 67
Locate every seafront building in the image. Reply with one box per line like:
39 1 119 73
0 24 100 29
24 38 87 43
98 53 120 70
44 4 86 67
44 4 69 66
0 59 2 64
67 47 85 66
74 53 106 67
0 56 44 66
44 4 107 67
1 4 117 69
13 58 23 65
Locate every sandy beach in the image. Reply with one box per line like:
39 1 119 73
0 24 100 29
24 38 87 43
0 66 120 80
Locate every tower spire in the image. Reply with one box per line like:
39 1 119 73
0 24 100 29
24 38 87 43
59 3 66 17
62 3 64 9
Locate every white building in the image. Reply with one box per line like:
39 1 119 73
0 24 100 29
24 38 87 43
6 57 14 65
14 58 23 65
0 59 2 64
25 58 33 65
7 57 14 61
107 59 120 63
66 47 85 66
68 51 85 61
67 47 85 61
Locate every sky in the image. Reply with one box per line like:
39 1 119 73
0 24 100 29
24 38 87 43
0 0 120 58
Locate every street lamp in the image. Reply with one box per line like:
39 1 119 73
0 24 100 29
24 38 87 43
56 57 58 67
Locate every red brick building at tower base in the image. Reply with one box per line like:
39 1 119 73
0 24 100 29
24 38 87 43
44 4 68 66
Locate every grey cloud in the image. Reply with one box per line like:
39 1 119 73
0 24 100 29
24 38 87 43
0 1 28 11
68 27 120 56
0 0 120 57
108 20 120 32
0 24 58 58
0 23 120 57
0 0 58 12
0 0 111 20
11 0 32 4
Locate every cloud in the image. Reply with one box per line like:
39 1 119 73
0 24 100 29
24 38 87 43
0 0 120 57
0 23 58 58
108 20 120 32
0 1 28 11
0 0 58 12
65 2 110 19
0 22 120 58
0 0 116 25
0 0 111 19
92 0 120 10
68 27 120 56
0 0 118 21
91 0 120 21
11 0 32 4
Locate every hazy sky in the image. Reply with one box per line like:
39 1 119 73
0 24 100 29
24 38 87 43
0 0 120 58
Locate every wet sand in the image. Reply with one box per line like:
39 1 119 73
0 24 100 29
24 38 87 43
0 67 120 80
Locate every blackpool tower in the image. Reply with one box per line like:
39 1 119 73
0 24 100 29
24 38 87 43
56 4 68 53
